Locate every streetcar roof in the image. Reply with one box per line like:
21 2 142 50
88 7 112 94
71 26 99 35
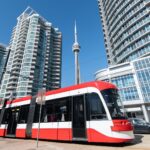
45 81 117 96
5 81 116 105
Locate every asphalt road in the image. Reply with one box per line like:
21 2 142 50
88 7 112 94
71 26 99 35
0 134 150 150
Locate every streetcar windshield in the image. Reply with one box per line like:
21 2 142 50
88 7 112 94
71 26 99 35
101 89 126 119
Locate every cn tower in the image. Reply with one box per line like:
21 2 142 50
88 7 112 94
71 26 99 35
72 21 80 84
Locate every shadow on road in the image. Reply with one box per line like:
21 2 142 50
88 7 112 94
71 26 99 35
129 134 144 145
1 134 144 149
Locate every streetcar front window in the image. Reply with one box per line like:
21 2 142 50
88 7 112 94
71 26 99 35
86 93 107 120
101 89 126 119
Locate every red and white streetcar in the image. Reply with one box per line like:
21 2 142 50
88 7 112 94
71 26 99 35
0 81 134 143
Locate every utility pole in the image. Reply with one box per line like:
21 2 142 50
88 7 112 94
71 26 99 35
36 88 45 148
72 21 80 84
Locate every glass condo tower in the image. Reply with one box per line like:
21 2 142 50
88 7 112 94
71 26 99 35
98 0 150 65
96 0 150 121
0 7 62 99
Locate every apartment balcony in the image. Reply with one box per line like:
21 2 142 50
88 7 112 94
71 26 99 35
113 31 150 59
111 8 148 41
11 70 20 75
14 53 23 58
7 81 17 86
9 75 18 80
29 74 34 78
27 84 33 88
7 85 17 90
109 0 142 33
11 66 20 70
112 19 150 47
51 77 60 81
31 61 36 65
12 59 22 64
30 65 35 69
16 48 24 53
30 70 35 73
16 42 25 47
32 57 37 61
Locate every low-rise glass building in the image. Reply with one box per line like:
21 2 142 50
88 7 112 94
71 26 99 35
95 56 150 122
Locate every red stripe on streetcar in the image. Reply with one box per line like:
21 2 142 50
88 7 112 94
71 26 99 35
16 129 26 138
6 96 31 105
0 129 6 137
57 128 72 141
1 127 133 143
32 128 72 141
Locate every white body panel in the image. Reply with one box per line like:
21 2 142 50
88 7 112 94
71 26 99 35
0 124 6 129
17 124 26 129
88 121 134 139
32 122 72 129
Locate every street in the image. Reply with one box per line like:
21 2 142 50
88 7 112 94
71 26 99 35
0 134 150 150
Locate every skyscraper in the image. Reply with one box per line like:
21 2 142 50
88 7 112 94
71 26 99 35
98 0 150 65
0 7 62 100
96 0 150 121
0 44 8 83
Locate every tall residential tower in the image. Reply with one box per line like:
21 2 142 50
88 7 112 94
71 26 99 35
0 7 62 100
98 0 150 65
96 0 150 121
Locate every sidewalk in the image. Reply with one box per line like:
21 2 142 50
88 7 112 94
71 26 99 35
0 138 59 150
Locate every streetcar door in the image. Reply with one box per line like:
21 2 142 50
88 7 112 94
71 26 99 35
72 95 86 140
7 108 19 136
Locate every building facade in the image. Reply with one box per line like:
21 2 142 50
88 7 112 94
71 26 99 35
95 56 150 122
0 44 8 84
96 0 150 121
98 0 150 66
0 7 62 100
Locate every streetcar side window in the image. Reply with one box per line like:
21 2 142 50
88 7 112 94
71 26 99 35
18 105 29 124
44 97 71 122
45 101 55 122
86 93 107 120
34 97 71 123
55 98 71 122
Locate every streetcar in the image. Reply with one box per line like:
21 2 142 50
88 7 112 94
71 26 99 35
0 81 134 143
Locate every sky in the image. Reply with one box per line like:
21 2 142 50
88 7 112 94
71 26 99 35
0 0 108 88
